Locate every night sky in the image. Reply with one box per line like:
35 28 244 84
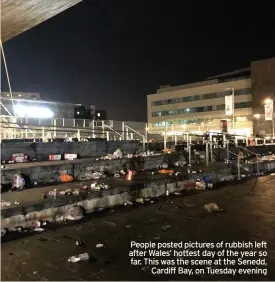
1 0 275 122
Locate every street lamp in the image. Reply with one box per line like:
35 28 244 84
253 113 261 136
224 88 235 132
264 98 272 105
264 98 274 138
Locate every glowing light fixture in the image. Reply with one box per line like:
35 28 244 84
14 104 54 118
264 98 272 105
253 113 261 119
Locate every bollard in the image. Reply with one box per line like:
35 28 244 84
237 157 241 180
163 132 167 150
188 136 192 166
223 134 226 148
210 137 213 162
206 142 209 166
256 155 260 175
142 137 146 152
226 141 229 164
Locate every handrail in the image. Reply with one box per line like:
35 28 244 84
216 145 241 180
103 124 123 138
124 125 144 139
124 124 146 151
228 140 260 156
228 140 260 174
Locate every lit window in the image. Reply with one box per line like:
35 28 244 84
18 94 22 97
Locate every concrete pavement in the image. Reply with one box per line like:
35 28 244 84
1 175 275 281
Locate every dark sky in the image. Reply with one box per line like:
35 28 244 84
1 0 275 121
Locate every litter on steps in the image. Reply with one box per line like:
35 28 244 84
113 149 123 158
57 205 85 221
60 174 73 183
195 180 206 190
12 174 25 190
1 201 11 208
90 182 110 191
136 198 144 204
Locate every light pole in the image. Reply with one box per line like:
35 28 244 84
253 113 261 136
264 98 274 138
224 88 235 133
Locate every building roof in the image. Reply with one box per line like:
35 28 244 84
206 67 251 80
1 0 82 42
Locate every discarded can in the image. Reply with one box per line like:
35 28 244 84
49 154 62 161
68 252 89 263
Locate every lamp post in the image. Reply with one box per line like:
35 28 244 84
264 99 274 138
253 113 261 136
224 88 235 133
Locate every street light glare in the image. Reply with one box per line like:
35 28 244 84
264 98 272 105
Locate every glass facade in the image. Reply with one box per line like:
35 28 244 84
153 116 251 128
152 101 252 117
151 88 251 107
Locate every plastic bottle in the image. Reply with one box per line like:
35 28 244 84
68 253 89 263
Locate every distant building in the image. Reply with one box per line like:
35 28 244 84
147 57 275 136
0 92 100 122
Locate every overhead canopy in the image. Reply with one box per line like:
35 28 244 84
1 0 82 42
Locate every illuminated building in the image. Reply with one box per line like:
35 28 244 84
147 57 275 136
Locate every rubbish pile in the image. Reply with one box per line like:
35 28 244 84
44 187 84 199
1 201 11 208
113 149 123 159
11 174 25 190
195 180 206 190
90 182 110 191
174 160 186 167
141 150 155 156
77 171 108 181
56 205 85 222
91 172 107 180
114 170 126 178
1 220 50 238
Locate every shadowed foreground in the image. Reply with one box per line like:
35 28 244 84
1 175 275 281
